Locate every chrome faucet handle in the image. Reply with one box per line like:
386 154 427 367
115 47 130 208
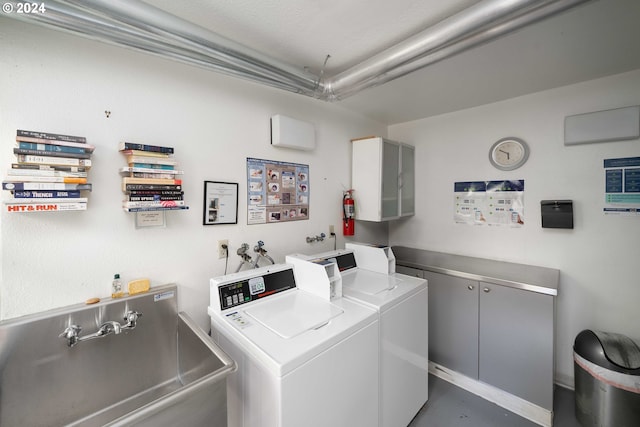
124 310 142 328
59 325 82 347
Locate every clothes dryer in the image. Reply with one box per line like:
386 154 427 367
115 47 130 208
287 245 428 427
209 264 379 427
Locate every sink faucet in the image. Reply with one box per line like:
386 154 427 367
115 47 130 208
59 310 143 347
97 321 122 336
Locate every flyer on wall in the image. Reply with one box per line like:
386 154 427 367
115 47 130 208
246 157 309 224
604 157 640 216
454 180 525 227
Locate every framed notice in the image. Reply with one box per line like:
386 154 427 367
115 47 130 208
454 180 525 227
203 181 238 225
246 157 309 225
604 157 640 216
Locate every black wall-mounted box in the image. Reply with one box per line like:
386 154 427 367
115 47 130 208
541 200 573 229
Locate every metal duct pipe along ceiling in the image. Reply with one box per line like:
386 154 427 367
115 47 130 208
4 0 591 101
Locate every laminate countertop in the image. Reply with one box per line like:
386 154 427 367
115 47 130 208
392 246 559 296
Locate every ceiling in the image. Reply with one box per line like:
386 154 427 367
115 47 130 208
139 0 640 125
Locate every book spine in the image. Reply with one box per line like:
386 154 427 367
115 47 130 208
16 136 95 152
120 167 182 174
5 202 87 212
123 184 182 191
13 190 82 198
16 155 92 167
128 190 183 196
122 177 182 185
123 201 185 209
123 205 188 212
5 197 88 204
14 148 92 159
130 163 175 170
119 142 174 154
126 156 177 165
3 176 87 183
7 169 87 178
128 195 184 202
18 142 88 155
130 172 178 179
121 150 171 158
3 182 92 191
17 129 86 143
11 163 87 173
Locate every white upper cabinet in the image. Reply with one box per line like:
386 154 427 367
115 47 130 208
352 136 415 222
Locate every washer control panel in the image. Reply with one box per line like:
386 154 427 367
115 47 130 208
217 268 297 310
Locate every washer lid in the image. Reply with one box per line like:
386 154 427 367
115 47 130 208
343 270 401 295
245 291 344 339
341 270 427 312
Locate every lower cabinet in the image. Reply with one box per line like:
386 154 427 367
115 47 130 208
424 271 479 379
479 281 554 409
420 270 554 411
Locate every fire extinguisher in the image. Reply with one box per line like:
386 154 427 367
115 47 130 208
343 190 355 236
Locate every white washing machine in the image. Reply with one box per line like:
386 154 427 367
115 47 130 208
208 264 379 427
287 244 428 427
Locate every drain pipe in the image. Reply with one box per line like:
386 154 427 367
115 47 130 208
324 0 592 100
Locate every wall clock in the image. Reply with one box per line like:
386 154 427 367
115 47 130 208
489 137 530 171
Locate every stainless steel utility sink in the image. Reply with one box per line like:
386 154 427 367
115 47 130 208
0 284 235 427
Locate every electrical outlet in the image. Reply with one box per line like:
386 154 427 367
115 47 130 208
218 239 229 259
329 225 335 235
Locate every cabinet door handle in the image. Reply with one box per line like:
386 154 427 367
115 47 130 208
467 285 475 290
483 287 491 293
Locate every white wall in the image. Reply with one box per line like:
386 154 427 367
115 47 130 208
0 18 387 330
388 69 640 387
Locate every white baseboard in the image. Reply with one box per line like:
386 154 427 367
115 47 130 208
429 362 553 427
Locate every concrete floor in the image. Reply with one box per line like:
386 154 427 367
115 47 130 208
409 375 582 427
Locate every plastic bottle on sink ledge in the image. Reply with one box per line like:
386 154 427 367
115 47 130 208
112 274 124 298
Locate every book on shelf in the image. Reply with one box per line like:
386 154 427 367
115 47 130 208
17 129 86 144
123 205 189 212
17 142 90 155
3 176 88 184
123 184 182 191
121 150 172 158
16 136 95 152
130 172 181 179
119 166 183 175
5 201 87 212
14 148 92 159
129 162 175 170
5 197 88 204
2 182 92 191
125 155 177 166
122 180 181 192
118 142 174 154
127 194 184 202
16 155 92 168
11 163 88 173
7 168 87 178
123 200 186 208
13 190 82 198
122 177 182 185
128 190 183 196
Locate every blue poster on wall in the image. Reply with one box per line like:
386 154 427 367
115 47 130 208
603 157 640 216
247 157 309 224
